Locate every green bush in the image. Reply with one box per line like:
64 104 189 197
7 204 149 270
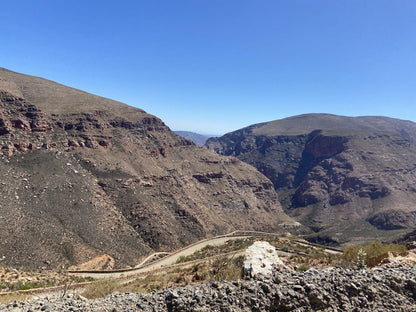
175 255 188 264
296 265 310 272
201 245 213 251
18 281 42 290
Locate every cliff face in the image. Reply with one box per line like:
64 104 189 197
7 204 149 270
0 68 294 269
206 114 416 245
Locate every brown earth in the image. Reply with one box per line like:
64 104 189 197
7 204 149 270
205 114 416 245
0 67 295 270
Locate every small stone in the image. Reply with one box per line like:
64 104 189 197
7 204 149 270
287 289 297 297
40 304 49 311
305 268 319 275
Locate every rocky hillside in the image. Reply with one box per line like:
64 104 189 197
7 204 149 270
206 114 416 245
0 67 295 269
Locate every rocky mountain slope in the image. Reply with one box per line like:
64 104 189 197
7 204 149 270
206 114 416 245
0 67 294 269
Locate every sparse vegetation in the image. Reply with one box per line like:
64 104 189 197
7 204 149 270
82 255 245 299
79 235 346 299
7 236 409 303
210 256 244 281
296 265 310 272
82 278 121 299
175 256 188 264
175 236 311 265
0 293 29 305
341 241 407 268
356 248 367 269
0 266 92 293
288 248 338 269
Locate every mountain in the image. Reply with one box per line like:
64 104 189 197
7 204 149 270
0 67 295 269
174 131 213 146
205 114 416 245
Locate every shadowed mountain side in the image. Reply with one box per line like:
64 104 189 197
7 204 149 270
206 114 416 245
0 68 295 269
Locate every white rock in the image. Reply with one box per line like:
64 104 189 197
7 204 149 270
243 241 289 277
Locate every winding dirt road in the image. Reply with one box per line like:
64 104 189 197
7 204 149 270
68 231 341 279
69 235 252 279
0 231 341 299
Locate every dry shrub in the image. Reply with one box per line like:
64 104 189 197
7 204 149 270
0 293 29 305
342 241 407 268
82 278 120 299
209 256 244 281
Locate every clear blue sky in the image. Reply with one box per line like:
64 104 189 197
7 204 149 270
2 1 415 135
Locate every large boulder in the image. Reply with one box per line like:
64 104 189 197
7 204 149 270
243 241 289 278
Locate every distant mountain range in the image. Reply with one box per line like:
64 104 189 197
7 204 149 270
206 114 416 245
174 131 217 146
0 67 295 269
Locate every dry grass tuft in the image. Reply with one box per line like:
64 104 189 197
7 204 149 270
0 293 29 305
82 278 121 299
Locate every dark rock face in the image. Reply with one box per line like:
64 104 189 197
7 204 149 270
206 114 416 244
0 67 294 269
3 264 416 311
367 210 416 230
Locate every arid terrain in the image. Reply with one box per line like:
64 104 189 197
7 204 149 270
2 68 416 311
0 67 295 270
1 234 415 311
206 114 416 245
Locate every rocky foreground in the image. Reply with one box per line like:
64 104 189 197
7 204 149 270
3 264 416 311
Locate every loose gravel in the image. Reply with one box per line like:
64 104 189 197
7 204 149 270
2 264 416 311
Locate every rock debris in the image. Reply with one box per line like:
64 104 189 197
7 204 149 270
2 264 416 311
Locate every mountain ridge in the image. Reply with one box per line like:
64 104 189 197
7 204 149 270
0 67 295 269
0 67 146 118
206 113 416 245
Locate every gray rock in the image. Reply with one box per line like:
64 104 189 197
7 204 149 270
3 264 416 311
